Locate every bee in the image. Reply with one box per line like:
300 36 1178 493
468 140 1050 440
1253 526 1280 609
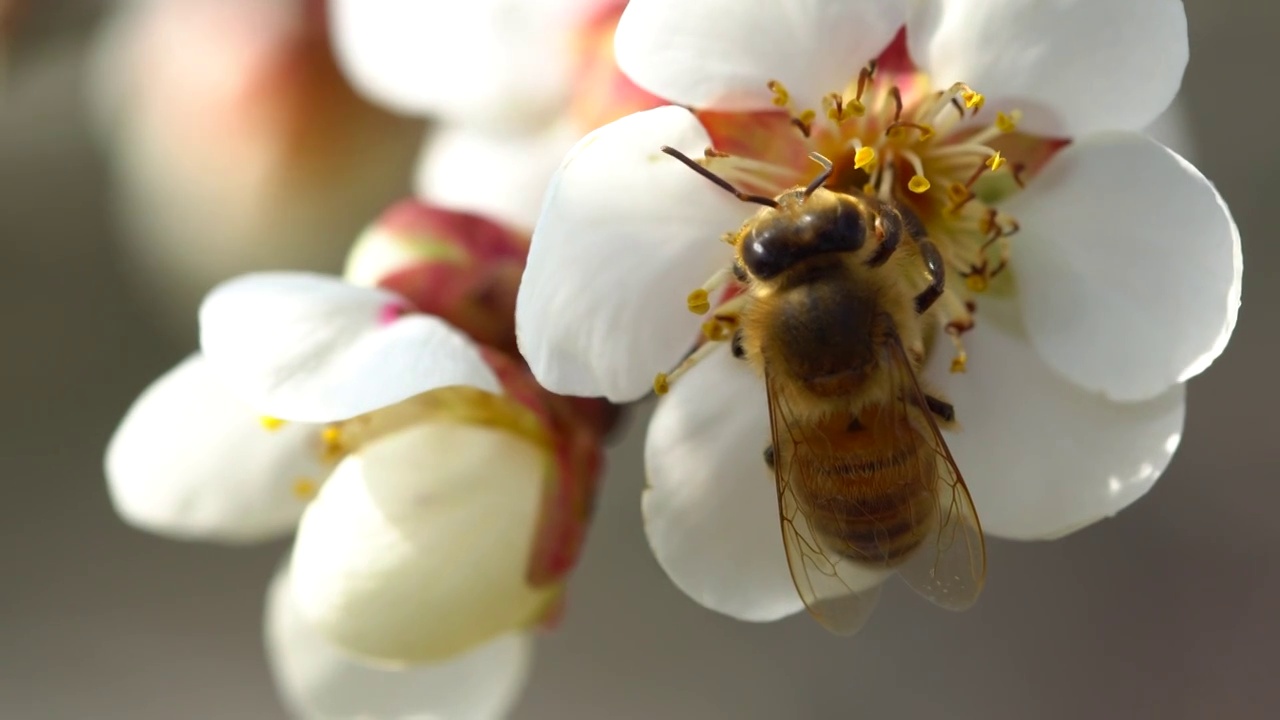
662 146 987 634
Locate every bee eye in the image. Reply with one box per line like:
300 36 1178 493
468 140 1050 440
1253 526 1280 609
742 223 788 280
809 205 865 255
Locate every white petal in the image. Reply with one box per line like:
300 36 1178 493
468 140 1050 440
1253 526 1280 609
266 564 532 720
415 121 580 233
105 354 323 544
290 421 558 664
643 346 804 622
329 0 575 132
908 0 1188 137
517 106 750 401
200 272 500 423
926 298 1186 541
1006 132 1242 402
615 0 905 112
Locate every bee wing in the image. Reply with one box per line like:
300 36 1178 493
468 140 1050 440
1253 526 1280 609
766 370 891 635
882 335 988 610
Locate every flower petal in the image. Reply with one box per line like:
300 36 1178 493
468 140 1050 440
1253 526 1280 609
517 106 751 401
615 0 905 112
1006 132 1241 402
266 564 532 720
643 346 804 622
415 121 580 233
926 298 1186 541
105 354 323 543
200 272 500 422
329 0 573 132
907 0 1188 137
289 420 558 663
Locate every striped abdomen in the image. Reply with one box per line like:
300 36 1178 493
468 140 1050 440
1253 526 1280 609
796 423 939 566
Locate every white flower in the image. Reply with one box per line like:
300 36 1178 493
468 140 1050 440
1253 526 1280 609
106 348 537 718
516 0 1242 623
330 0 663 231
107 201 610 717
88 0 421 329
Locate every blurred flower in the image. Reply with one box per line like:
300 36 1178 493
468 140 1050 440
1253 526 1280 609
516 0 1242 622
107 202 611 718
330 0 663 231
88 0 421 330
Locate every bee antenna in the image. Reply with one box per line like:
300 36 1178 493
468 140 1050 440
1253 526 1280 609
804 152 834 197
659 146 779 208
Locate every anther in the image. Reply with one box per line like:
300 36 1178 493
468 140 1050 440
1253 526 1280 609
995 111 1019 133
687 289 711 315
767 80 790 107
854 146 876 169
321 426 340 445
961 89 985 111
653 373 671 396
985 151 1006 172
292 477 319 500
909 175 931 193
965 272 989 293
259 416 286 431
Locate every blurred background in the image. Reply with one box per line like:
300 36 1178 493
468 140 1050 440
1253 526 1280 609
1 0 1276 718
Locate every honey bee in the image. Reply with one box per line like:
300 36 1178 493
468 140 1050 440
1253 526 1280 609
663 146 987 634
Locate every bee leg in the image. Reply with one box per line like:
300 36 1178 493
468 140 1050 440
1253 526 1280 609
730 329 746 359
912 238 945 314
867 207 902 267
763 444 775 470
924 394 955 423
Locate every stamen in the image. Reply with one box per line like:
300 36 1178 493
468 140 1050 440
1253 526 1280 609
688 268 734 315
259 416 286 431
945 326 968 374
901 150 930 194
654 340 726 395
767 80 790 108
985 151 1006 172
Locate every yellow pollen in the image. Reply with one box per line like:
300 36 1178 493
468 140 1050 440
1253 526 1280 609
292 477 318 500
950 352 968 374
321 426 341 445
854 146 877 169
908 175 931 193
845 98 866 117
702 318 732 341
985 151 1006 172
687 289 711 315
767 80 789 107
995 111 1019 133
966 274 989 293
962 90 985 111
259 416 285 431
653 373 670 396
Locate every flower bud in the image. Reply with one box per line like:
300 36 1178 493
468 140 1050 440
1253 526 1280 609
345 200 530 357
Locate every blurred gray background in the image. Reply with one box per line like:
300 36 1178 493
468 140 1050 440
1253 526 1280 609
2 1 1277 718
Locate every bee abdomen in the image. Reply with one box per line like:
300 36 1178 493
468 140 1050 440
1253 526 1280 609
802 450 938 566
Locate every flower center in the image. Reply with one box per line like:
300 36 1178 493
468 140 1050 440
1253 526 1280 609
654 63 1050 395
